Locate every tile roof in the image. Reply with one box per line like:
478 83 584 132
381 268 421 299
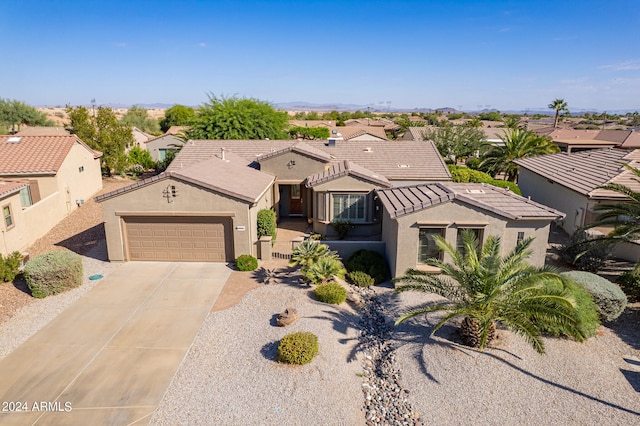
377 182 564 220
0 179 28 199
0 135 99 175
97 155 274 204
328 126 388 141
169 139 451 181
403 127 429 141
515 148 640 199
255 142 332 163
543 128 640 149
306 160 392 188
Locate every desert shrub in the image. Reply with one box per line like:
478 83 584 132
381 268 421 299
560 230 612 272
447 165 521 195
465 157 481 170
561 271 627 322
347 270 374 287
257 209 277 242
0 251 22 282
345 249 389 284
278 331 319 365
235 254 258 271
330 220 355 240
315 282 347 304
304 257 346 285
24 251 83 298
539 280 600 338
616 270 640 303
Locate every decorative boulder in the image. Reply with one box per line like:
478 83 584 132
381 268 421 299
276 308 299 327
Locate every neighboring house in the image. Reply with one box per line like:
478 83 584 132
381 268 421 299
401 126 505 146
164 126 190 136
537 128 640 153
1 180 29 255
144 134 184 162
327 126 388 141
0 135 103 255
515 148 640 262
289 120 335 128
97 138 560 272
131 127 154 148
400 127 428 141
378 182 563 275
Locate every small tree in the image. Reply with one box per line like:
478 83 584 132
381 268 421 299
160 104 196 132
257 209 277 241
548 99 569 128
120 105 161 135
0 98 51 133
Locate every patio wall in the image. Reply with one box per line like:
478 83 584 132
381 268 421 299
324 241 386 261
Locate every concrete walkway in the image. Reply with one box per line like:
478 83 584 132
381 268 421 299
0 262 231 425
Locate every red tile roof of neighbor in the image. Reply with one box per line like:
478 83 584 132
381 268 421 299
515 148 640 199
0 179 29 199
377 182 564 220
0 135 100 175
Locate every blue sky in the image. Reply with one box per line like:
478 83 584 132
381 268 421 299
1 0 639 111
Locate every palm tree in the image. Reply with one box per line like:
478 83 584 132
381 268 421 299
479 128 559 182
394 230 585 354
548 99 568 128
290 240 339 273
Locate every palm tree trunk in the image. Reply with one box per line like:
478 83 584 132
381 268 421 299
554 110 559 128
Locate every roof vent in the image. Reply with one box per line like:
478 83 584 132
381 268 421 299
397 164 410 168
7 137 21 143
363 147 373 152
331 130 338 135
466 189 485 194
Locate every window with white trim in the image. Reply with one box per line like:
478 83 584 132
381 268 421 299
159 149 169 161
332 194 366 222
517 231 525 245
316 192 325 221
19 186 32 207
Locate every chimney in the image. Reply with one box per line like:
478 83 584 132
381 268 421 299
221 147 226 160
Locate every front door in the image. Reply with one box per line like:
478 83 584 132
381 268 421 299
289 184 302 215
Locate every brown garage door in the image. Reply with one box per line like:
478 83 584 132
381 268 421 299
124 217 231 262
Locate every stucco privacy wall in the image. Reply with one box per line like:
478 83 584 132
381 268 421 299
100 177 257 261
0 192 27 255
382 199 551 277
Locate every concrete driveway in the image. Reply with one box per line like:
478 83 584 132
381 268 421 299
0 262 231 425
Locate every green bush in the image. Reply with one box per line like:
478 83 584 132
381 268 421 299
330 220 355 240
616 270 640 303
236 254 258 271
540 280 600 338
24 251 83 298
257 209 277 242
465 157 481 170
278 331 319 365
561 271 627 322
347 270 374 287
315 282 347 304
560 230 612 272
303 257 346 285
0 251 22 282
345 249 389 284
447 165 522 195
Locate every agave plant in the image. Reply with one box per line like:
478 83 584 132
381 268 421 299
394 230 586 354
303 257 346 286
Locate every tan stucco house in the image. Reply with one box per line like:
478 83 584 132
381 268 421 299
144 134 184 162
97 138 562 273
0 135 103 255
515 148 640 262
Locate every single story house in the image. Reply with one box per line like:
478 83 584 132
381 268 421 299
378 182 563 276
515 148 640 261
97 138 562 273
0 135 103 255
144 134 184 162
536 128 640 153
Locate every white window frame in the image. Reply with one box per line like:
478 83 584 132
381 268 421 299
332 193 366 222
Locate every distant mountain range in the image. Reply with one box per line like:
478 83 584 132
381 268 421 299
50 102 639 115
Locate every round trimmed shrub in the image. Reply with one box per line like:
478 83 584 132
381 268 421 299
561 271 627 322
24 251 83 298
347 270 374 287
278 331 319 365
540 280 600 338
236 254 258 271
315 282 347 304
345 249 389 284
616 270 640 303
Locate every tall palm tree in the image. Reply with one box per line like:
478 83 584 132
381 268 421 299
548 98 568 128
479 128 559 182
394 230 585 354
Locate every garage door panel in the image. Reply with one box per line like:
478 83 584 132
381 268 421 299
125 218 231 262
